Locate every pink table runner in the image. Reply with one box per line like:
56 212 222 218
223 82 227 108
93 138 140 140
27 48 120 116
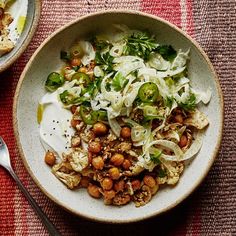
0 0 235 235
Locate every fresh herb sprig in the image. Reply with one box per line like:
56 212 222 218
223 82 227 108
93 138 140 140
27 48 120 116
84 77 102 97
158 169 167 178
95 52 114 73
155 45 177 61
93 37 114 73
111 72 128 91
178 93 196 111
123 32 158 60
150 149 162 165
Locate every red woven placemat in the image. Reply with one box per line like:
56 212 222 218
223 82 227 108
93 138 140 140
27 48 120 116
0 0 235 235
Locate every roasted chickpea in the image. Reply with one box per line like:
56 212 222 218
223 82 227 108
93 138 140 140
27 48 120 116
70 58 81 67
131 179 141 191
88 141 101 154
87 184 101 198
78 67 87 73
179 135 188 148
103 190 116 200
143 175 156 188
93 122 108 136
62 66 72 80
70 105 77 114
108 167 120 180
110 153 124 166
80 176 90 188
71 118 80 128
92 156 104 170
174 114 183 124
114 179 125 192
101 178 113 190
44 151 56 166
120 127 131 139
122 159 131 170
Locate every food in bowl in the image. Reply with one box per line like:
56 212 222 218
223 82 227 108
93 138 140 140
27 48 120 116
39 25 211 207
0 1 14 56
0 0 27 56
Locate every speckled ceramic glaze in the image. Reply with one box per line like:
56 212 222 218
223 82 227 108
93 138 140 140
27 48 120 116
13 10 223 223
0 0 41 73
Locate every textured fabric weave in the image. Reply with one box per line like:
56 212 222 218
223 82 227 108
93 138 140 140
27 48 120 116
0 0 235 235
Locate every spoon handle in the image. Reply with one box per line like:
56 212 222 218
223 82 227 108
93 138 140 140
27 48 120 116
8 168 61 236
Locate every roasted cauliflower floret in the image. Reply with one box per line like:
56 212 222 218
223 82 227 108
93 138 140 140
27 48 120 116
0 9 14 56
113 192 131 206
159 160 184 185
52 162 81 189
133 185 152 207
66 149 89 172
124 163 144 176
107 130 117 142
156 176 168 185
116 142 132 152
184 109 209 129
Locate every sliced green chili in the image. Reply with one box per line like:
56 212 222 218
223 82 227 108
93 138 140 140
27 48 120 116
80 105 97 125
45 72 65 92
138 82 159 103
71 72 90 86
80 106 107 124
95 110 108 121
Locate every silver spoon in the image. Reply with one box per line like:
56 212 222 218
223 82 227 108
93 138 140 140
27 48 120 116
0 136 61 236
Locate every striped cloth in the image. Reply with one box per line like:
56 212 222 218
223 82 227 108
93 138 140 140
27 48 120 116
0 0 235 235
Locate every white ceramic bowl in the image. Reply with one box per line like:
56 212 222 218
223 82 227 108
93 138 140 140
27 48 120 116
13 10 223 223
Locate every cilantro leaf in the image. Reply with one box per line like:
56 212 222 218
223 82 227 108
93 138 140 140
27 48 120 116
158 169 167 178
93 37 114 73
95 52 114 72
150 149 162 165
123 31 158 60
155 45 177 61
178 93 196 111
111 73 128 91
150 154 161 165
83 77 102 97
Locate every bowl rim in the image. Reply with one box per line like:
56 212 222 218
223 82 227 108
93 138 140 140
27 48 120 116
0 0 41 73
13 9 224 224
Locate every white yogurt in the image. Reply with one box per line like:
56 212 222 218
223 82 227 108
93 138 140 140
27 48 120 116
39 90 74 158
7 0 28 43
